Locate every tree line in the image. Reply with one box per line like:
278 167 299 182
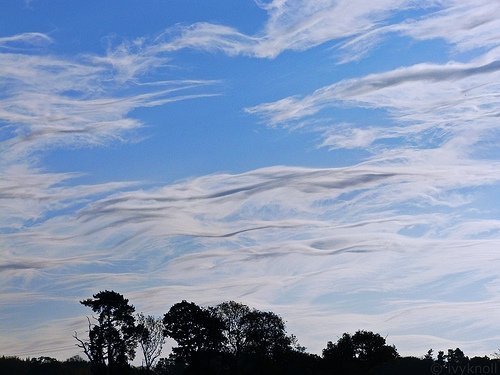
2 290 499 374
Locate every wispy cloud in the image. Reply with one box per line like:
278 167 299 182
0 32 218 232
157 0 424 59
397 1 500 52
0 47 216 161
154 0 500 64
246 51 500 161
0 32 52 48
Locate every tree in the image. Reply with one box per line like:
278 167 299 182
322 333 356 374
163 300 225 363
74 316 106 374
136 313 164 373
436 350 446 368
322 331 398 374
212 301 251 356
75 290 137 374
241 309 294 359
351 330 398 364
154 357 187 375
446 348 468 368
423 349 434 361
323 333 355 362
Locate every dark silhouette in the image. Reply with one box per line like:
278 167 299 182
212 301 250 357
239 309 294 359
162 300 226 363
322 330 398 374
136 313 165 373
0 355 90 375
162 300 312 374
4 292 500 374
75 290 137 375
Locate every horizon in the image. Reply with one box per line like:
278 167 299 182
2 0 500 363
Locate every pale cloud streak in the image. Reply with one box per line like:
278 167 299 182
157 0 422 58
155 0 500 61
0 32 52 48
142 0 500 75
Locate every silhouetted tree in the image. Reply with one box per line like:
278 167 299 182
423 349 434 361
154 357 187 375
241 309 294 360
447 348 468 367
323 333 355 360
163 300 225 364
351 330 398 364
322 331 398 374
371 356 432 375
0 355 91 375
469 355 493 371
74 316 105 374
437 350 446 367
322 332 355 373
212 301 250 357
136 313 164 373
76 290 137 374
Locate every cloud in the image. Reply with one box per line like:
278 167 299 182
0 32 218 234
152 0 500 65
156 0 422 59
246 50 500 165
398 1 500 52
0 48 217 161
0 32 52 48
247 57 500 121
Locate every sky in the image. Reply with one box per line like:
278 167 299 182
2 0 500 362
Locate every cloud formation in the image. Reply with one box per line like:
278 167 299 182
158 0 425 59
247 52 500 159
157 0 500 62
2 0 500 363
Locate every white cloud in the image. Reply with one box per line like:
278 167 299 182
153 0 500 65
0 32 52 48
0 32 218 236
246 52 500 167
398 1 500 52
156 0 420 59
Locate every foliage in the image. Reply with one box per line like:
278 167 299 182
163 300 226 362
241 309 294 359
136 313 165 373
0 355 90 375
212 301 250 356
5 292 500 374
351 330 398 363
75 290 137 374
322 330 398 374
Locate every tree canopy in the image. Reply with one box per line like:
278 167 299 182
162 300 225 362
76 290 137 374
49 291 500 374
136 313 164 373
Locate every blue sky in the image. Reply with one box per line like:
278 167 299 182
2 0 500 361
